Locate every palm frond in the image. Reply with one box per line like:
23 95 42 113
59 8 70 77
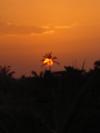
52 56 57 59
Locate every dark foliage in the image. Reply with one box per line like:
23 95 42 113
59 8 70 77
0 60 99 133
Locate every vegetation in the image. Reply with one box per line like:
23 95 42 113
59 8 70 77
0 60 99 133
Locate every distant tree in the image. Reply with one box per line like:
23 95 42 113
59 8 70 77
0 65 15 78
94 60 100 69
81 60 86 71
64 66 81 73
31 71 38 78
64 65 86 74
20 74 27 80
64 66 86 85
42 52 59 71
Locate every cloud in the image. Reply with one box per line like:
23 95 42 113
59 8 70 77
42 23 77 31
54 23 78 30
55 25 72 29
0 21 50 35
0 21 76 35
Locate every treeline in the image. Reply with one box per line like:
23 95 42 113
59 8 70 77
0 60 99 133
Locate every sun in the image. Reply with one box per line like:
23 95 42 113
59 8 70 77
42 52 59 70
43 58 54 66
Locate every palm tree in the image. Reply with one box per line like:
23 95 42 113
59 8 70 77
42 52 59 71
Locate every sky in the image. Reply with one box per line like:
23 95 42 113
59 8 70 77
0 0 100 76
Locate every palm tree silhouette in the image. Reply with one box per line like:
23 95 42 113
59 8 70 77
42 52 59 71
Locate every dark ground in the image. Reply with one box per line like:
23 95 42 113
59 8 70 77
0 61 99 133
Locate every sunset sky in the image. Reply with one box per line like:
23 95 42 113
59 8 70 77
0 0 100 76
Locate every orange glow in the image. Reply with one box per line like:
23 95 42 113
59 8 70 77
43 58 54 66
42 53 59 70
0 0 100 76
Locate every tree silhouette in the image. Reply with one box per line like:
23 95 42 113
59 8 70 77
0 60 99 133
31 71 38 78
0 65 15 78
42 52 59 71
94 60 100 69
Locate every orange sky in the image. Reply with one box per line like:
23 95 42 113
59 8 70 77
0 0 100 76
